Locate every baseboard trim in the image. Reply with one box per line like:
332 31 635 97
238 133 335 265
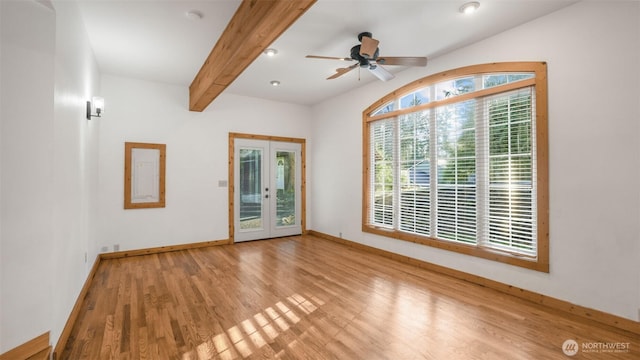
52 253 101 360
308 230 640 336
0 332 49 360
99 238 231 259
53 238 230 359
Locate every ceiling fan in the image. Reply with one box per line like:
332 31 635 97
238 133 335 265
306 32 428 81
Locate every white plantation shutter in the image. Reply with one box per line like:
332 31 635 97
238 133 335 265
435 100 477 244
368 79 537 258
370 119 395 228
481 87 536 255
399 111 431 236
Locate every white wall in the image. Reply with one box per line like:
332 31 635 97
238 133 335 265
97 75 312 252
310 1 640 321
0 0 56 351
0 0 100 352
50 0 101 347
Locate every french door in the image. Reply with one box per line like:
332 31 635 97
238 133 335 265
233 138 302 242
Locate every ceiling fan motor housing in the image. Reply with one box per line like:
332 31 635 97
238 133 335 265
351 45 379 67
306 31 426 81
357 31 373 42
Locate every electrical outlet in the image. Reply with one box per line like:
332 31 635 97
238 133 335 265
84 252 87 263
339 232 343 238
114 244 120 251
100 246 108 253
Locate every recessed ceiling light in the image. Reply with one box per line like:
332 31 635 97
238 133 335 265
264 48 278 57
459 1 480 15
185 10 204 20
270 80 281 87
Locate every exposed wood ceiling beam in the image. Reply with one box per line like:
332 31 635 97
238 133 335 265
189 0 317 112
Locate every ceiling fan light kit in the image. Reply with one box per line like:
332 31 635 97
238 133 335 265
306 32 427 81
368 64 395 82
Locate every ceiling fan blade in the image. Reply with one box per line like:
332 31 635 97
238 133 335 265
327 64 358 80
306 55 353 61
368 64 395 82
359 36 379 59
376 56 428 67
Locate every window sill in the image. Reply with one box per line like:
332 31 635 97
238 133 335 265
362 224 549 272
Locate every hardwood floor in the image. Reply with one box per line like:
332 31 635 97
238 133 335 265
60 235 638 359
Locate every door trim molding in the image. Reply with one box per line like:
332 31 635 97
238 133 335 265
229 133 306 243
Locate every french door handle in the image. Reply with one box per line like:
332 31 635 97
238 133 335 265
265 187 269 191
265 194 269 199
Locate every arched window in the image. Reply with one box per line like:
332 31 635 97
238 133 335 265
363 62 548 272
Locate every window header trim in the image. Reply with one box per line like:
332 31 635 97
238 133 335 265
365 62 547 118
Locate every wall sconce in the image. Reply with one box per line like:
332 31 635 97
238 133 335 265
86 97 105 120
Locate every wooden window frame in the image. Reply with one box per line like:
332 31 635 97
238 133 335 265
124 142 166 209
362 62 549 272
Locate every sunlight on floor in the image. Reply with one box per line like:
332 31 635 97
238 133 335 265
182 292 320 359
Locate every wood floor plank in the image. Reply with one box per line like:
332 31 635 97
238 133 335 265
60 235 639 359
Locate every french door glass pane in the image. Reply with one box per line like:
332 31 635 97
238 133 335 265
239 148 262 230
275 150 296 227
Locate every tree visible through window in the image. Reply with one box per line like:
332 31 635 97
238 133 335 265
363 62 548 272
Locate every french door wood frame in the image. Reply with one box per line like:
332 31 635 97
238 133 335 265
228 133 306 243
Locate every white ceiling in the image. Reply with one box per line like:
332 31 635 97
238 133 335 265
76 0 576 107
